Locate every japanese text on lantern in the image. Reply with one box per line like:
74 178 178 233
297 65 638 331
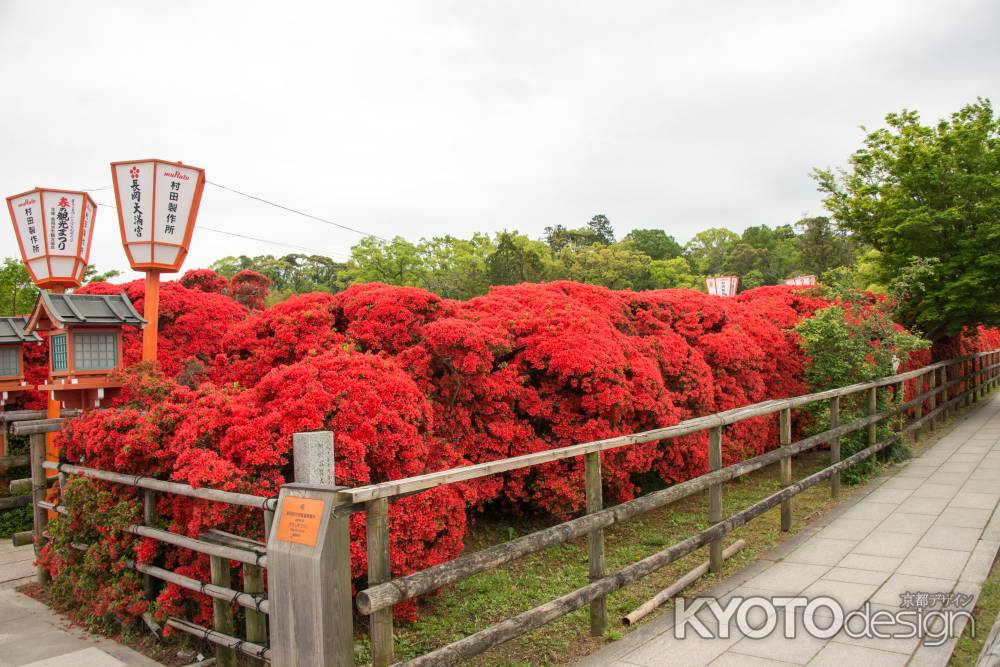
130 166 143 238
54 197 70 250
112 159 204 272
24 202 40 255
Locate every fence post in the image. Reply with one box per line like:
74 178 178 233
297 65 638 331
779 409 792 532
980 355 987 399
367 497 393 666
142 489 158 600
267 431 353 667
867 386 878 452
29 433 49 585
829 396 840 499
0 423 7 493
210 554 237 667
708 427 723 572
584 451 607 637
928 369 937 430
973 357 980 403
243 559 267 667
966 359 973 406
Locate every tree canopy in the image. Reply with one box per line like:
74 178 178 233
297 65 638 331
814 98 1000 340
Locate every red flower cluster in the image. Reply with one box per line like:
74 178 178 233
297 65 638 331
25 273 999 628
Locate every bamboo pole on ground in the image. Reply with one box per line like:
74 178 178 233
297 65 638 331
623 539 746 626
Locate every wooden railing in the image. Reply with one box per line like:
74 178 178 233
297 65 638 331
345 349 1000 667
9 419 305 667
10 348 1000 666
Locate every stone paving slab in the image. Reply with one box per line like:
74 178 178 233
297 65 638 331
577 394 1000 667
0 540 160 666
0 588 160 667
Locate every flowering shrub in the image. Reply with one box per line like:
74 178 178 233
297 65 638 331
180 268 229 294
29 275 1000 632
77 279 247 379
230 270 271 310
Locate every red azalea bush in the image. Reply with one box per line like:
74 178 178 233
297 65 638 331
30 274 1000 631
77 279 248 379
180 268 229 294
230 270 271 310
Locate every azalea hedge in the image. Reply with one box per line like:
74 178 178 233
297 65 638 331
8 272 996 631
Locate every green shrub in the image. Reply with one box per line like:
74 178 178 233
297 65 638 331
795 297 928 483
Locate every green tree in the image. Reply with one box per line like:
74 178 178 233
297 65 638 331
0 258 38 316
621 229 683 260
548 243 651 290
210 254 346 298
341 236 425 287
735 224 801 283
586 214 615 244
84 265 122 284
648 257 702 289
418 234 493 299
814 99 1000 340
795 216 855 278
487 231 547 286
543 214 615 252
684 228 740 275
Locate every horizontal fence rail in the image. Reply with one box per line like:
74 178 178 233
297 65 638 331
339 355 980 505
10 348 1000 667
350 349 1000 667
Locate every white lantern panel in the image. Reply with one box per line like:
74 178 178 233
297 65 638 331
153 163 200 245
153 244 180 265
80 201 95 260
40 191 83 257
114 161 155 244
8 192 45 260
130 244 152 263
29 258 49 280
50 257 75 277
73 262 86 282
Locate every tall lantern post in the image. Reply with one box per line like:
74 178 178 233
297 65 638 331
110 159 205 363
6 188 98 474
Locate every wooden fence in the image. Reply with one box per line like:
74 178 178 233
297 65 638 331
9 348 1000 666
348 349 1000 667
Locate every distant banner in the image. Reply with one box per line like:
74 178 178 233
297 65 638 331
706 275 739 297
784 275 818 286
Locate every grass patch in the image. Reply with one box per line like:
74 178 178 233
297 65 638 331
378 449 852 666
950 553 1000 666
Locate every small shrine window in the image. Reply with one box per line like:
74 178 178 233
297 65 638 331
0 347 18 377
74 332 118 371
51 334 68 372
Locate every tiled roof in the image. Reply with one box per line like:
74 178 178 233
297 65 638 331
0 316 42 344
37 292 145 327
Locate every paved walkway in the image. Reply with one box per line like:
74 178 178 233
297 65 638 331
0 543 161 666
579 394 1000 667
0 541 34 592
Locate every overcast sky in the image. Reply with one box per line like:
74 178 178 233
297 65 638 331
2 1 997 280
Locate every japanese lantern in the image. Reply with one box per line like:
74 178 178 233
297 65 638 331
706 275 739 297
6 188 97 290
111 159 205 272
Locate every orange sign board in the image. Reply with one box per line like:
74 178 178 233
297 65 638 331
275 497 325 546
